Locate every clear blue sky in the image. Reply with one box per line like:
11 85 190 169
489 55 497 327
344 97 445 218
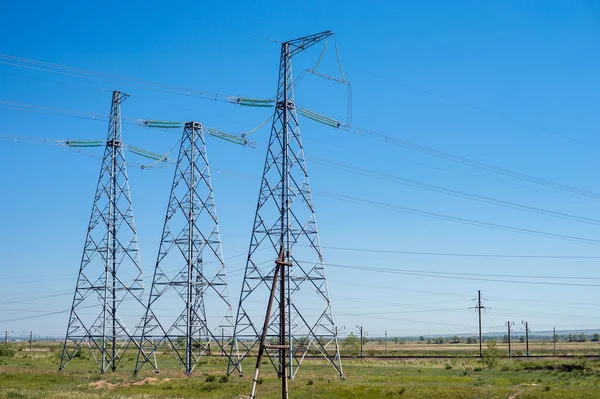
1 1 600 340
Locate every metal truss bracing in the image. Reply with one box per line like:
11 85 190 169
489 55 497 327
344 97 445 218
229 31 344 382
135 121 237 375
60 91 146 373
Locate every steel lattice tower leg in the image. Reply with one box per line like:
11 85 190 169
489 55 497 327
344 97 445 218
228 31 344 382
135 121 237 375
60 91 145 373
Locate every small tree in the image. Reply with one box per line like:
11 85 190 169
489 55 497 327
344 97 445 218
578 333 587 342
393 337 399 344
482 340 501 369
341 333 360 357
466 337 476 344
0 343 15 358
519 335 525 343
451 336 461 344
592 333 599 342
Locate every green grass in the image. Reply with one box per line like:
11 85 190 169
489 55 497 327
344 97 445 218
2 345 600 398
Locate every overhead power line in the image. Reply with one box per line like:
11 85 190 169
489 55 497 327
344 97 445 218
314 190 600 245
4 53 597 203
5 54 598 203
309 157 600 226
319 245 600 259
305 136 574 199
0 304 97 324
298 113 600 201
213 168 600 246
0 54 253 103
346 64 600 149
348 126 600 200
0 99 262 148
320 262 600 287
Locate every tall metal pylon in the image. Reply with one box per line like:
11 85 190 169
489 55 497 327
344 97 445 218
135 121 237 375
60 91 145 373
228 31 344 382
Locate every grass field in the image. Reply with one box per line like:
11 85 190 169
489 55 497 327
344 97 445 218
360 340 600 357
1 341 600 398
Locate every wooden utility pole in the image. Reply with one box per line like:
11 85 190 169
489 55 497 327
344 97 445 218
475 290 484 357
221 329 225 357
384 331 387 356
506 321 514 358
522 321 529 357
249 246 292 399
553 327 556 357
356 325 365 357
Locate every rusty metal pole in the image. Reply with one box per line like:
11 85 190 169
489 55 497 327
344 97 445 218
249 246 291 399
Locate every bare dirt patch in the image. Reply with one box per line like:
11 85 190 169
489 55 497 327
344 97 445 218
89 377 169 390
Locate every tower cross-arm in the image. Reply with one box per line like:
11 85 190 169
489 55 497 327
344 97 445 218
286 31 333 57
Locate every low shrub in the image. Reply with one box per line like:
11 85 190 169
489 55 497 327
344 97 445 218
0 343 15 357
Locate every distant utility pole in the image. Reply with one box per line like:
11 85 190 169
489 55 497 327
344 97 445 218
335 326 345 361
22 330 32 351
553 327 556 357
356 325 365 357
471 290 485 358
221 329 225 357
506 321 514 358
521 321 529 357
4 331 12 344
385 331 388 356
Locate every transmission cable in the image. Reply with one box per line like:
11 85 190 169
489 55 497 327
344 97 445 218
314 190 600 245
309 157 600 226
296 110 600 200
346 64 600 149
212 167 600 246
349 126 600 200
320 262 600 287
318 245 600 259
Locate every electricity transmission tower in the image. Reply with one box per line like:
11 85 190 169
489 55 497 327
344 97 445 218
229 31 344 384
60 91 146 373
135 121 236 375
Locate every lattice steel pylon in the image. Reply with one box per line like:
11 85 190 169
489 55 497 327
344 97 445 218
135 121 237 375
60 91 146 373
228 31 344 382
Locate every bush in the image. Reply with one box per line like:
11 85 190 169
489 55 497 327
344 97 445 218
205 374 216 383
0 343 15 357
482 340 501 369
218 375 229 383
341 333 360 356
